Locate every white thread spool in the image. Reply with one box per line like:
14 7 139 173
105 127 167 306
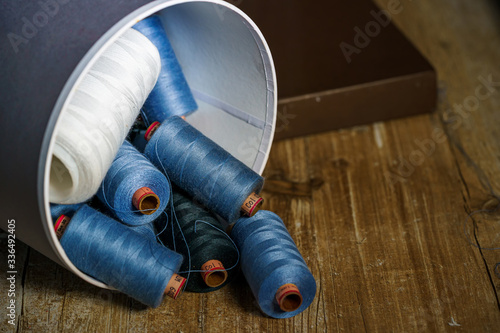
49 28 161 204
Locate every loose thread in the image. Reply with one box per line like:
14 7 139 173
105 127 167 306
153 171 192 291
153 173 239 292
166 188 239 292
187 219 240 273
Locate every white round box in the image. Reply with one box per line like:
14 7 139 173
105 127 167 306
0 0 276 289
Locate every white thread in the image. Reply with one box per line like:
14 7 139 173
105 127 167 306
49 29 161 204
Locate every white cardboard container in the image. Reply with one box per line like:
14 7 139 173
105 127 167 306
0 0 276 289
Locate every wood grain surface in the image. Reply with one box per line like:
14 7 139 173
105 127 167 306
1 0 500 331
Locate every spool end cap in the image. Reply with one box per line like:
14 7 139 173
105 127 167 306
144 121 161 141
276 284 303 312
133 187 160 215
201 260 228 288
241 192 263 217
165 274 186 299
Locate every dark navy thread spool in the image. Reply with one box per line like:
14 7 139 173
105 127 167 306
158 189 239 292
53 205 186 307
231 210 316 318
97 140 170 226
133 16 197 124
144 117 265 223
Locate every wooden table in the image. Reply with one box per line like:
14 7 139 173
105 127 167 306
1 0 499 331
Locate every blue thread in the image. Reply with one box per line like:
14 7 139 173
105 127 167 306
127 223 157 242
144 116 264 222
50 203 84 220
231 210 316 318
97 140 170 226
58 205 183 308
155 210 193 290
133 16 197 123
51 203 157 242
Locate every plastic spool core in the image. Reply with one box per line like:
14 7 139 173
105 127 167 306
241 192 263 217
54 215 72 239
276 284 303 312
132 187 160 215
201 260 228 288
164 273 186 300
144 121 161 141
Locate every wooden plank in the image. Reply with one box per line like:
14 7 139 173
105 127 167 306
373 0 500 310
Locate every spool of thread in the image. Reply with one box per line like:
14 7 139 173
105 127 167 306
51 203 157 242
97 140 170 226
231 210 316 318
54 205 185 307
133 16 197 124
127 223 157 242
50 203 84 221
144 116 264 223
49 28 161 204
158 189 239 292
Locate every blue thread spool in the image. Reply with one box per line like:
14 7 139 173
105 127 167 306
231 210 316 318
128 223 157 242
51 203 157 242
54 205 186 307
133 16 197 124
97 140 170 226
50 203 84 221
144 117 264 223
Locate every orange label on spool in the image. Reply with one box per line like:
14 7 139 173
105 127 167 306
200 260 227 287
201 260 225 280
54 215 71 239
165 273 186 299
132 187 155 210
144 121 160 141
241 192 263 216
275 283 300 305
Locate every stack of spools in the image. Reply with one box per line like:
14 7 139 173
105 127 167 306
49 15 316 318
